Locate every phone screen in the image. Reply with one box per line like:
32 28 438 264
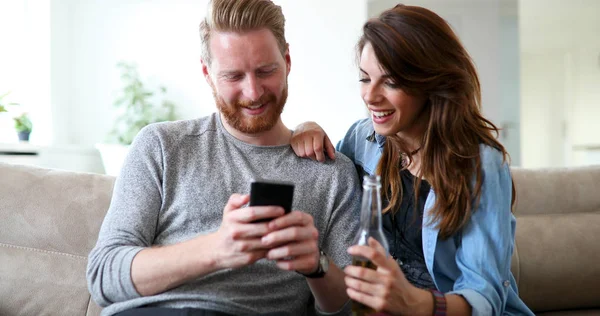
249 181 294 222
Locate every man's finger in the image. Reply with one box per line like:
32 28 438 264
229 223 272 239
268 210 313 231
224 194 249 213
261 225 318 248
267 239 317 260
274 252 317 272
229 205 285 223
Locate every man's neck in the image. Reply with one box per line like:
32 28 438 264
219 113 291 146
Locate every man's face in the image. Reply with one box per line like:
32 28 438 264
203 28 290 134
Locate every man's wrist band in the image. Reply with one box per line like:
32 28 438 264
429 289 447 316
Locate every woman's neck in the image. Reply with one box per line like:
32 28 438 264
396 103 429 154
404 151 422 177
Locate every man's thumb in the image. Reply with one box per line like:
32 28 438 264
224 193 250 213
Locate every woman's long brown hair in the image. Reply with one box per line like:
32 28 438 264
362 4 514 239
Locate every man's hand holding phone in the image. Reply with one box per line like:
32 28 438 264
214 181 320 275
262 210 320 275
213 193 285 270
248 181 320 275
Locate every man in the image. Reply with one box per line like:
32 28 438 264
86 0 361 315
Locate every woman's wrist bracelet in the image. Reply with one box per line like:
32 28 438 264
429 289 447 316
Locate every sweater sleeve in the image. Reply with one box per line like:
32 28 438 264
320 155 362 269
86 125 165 306
315 156 361 316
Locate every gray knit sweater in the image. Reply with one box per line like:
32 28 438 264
87 113 361 316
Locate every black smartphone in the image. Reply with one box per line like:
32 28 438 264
249 180 294 222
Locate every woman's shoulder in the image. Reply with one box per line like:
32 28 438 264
345 117 373 139
336 118 380 171
337 118 374 151
479 143 509 171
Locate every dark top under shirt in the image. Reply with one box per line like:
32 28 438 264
382 169 435 290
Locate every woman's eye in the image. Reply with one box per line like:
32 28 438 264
359 78 370 83
385 81 400 88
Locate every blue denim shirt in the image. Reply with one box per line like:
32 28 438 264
337 118 534 316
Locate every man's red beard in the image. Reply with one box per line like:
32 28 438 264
215 85 288 134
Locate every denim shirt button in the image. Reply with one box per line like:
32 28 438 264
503 280 510 287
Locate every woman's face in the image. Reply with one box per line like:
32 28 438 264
359 42 428 138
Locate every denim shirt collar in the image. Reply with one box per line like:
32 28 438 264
366 131 386 149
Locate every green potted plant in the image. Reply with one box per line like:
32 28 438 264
96 61 178 175
0 91 19 113
1 91 30 141
14 112 33 141
108 62 178 145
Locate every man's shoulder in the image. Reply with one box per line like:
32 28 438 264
300 151 357 179
329 151 355 170
144 113 219 139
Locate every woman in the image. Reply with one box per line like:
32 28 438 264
291 4 533 316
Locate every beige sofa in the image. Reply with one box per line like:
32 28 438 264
0 162 599 315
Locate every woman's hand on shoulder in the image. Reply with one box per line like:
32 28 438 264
291 121 335 162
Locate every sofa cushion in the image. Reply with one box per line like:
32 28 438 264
0 163 115 316
510 166 600 312
511 212 600 312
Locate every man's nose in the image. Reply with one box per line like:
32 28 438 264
242 75 264 102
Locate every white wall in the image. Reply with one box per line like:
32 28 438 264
572 48 600 141
49 0 368 147
519 0 600 167
520 52 567 167
278 0 368 143
0 0 51 145
499 13 521 166
50 0 211 146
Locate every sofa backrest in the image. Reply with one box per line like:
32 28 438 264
511 166 600 313
2 162 600 315
0 162 114 316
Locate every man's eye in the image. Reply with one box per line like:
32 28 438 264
257 69 275 77
225 74 243 81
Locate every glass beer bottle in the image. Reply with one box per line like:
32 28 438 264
351 175 389 316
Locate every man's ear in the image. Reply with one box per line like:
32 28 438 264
284 44 291 76
201 58 213 86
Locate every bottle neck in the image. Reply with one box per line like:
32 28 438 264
360 180 383 231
